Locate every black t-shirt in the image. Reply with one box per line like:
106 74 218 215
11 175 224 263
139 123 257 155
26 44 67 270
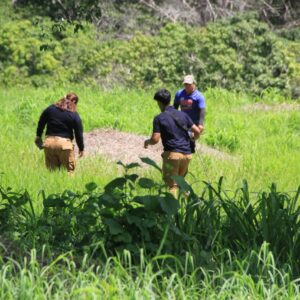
153 106 194 154
36 105 84 151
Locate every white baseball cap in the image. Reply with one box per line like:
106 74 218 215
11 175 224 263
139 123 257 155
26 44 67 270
183 75 196 84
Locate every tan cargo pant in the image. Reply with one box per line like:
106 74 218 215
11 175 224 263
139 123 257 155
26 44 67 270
43 136 75 174
162 151 192 195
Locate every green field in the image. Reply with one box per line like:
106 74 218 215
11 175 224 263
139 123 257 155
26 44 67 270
0 86 300 299
0 86 299 195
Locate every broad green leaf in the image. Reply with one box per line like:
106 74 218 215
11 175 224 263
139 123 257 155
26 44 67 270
133 196 160 211
85 182 98 192
104 177 126 193
100 193 121 208
117 161 125 168
43 195 65 208
140 157 162 172
138 178 156 189
114 232 132 243
125 174 139 183
171 176 191 192
104 219 124 235
159 195 179 215
125 163 141 169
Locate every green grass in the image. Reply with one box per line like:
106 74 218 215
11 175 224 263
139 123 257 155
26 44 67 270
0 246 299 299
0 86 299 197
0 85 299 299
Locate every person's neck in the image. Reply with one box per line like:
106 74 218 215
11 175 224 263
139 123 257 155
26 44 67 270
187 87 195 95
161 104 171 112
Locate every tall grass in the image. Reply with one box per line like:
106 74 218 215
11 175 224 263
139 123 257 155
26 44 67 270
0 85 299 298
0 246 299 299
0 86 299 197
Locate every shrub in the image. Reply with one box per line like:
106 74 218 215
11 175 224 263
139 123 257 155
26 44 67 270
0 14 296 95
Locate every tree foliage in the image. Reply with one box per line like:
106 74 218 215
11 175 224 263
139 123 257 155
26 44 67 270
13 0 300 27
0 14 295 95
13 0 102 22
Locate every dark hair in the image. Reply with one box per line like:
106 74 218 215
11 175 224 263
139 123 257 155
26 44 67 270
54 92 79 112
153 89 171 105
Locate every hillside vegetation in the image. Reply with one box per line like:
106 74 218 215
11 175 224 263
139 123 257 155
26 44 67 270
0 0 299 96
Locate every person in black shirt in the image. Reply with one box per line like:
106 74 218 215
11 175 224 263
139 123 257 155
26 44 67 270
35 92 84 174
144 89 200 195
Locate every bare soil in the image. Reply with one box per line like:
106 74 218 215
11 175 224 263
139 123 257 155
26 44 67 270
77 128 236 166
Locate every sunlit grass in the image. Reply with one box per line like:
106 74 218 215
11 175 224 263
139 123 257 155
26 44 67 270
0 245 299 299
0 86 299 196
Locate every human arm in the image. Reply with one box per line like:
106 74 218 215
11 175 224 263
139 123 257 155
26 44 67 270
36 107 49 138
173 91 180 110
144 132 160 148
197 92 206 133
35 107 49 148
73 113 84 157
144 117 161 148
198 108 206 133
191 124 201 140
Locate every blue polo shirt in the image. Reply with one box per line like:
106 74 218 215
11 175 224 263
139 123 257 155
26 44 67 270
174 89 206 124
153 106 194 154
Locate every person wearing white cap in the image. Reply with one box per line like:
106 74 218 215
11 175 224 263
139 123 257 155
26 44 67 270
173 74 206 152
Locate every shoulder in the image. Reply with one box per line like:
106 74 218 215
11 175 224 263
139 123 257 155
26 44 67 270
194 89 205 99
42 104 55 114
154 112 163 121
73 111 82 120
46 104 55 111
175 89 185 97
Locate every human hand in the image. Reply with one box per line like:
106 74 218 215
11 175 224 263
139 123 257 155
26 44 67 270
198 125 204 134
144 139 150 149
35 136 43 149
79 151 84 158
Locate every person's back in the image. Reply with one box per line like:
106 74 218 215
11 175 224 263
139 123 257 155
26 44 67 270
154 106 193 154
144 89 200 195
35 93 84 174
39 105 76 138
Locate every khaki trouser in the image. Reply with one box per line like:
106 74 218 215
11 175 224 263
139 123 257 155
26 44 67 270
43 136 75 174
162 151 192 195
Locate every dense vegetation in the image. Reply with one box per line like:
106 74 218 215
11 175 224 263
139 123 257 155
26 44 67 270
0 1 299 298
0 85 299 297
0 1 299 96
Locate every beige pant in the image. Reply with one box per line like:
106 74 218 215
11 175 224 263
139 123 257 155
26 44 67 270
43 136 75 174
162 151 192 194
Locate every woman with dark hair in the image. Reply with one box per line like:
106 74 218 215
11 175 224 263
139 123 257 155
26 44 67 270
35 92 84 174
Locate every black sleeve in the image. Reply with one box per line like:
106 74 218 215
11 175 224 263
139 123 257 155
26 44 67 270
73 113 84 151
36 107 49 137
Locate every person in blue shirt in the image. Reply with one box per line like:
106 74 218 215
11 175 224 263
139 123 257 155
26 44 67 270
144 89 200 195
174 75 206 151
35 92 84 174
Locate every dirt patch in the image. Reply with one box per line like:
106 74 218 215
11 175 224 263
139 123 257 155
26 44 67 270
238 103 300 112
77 128 236 166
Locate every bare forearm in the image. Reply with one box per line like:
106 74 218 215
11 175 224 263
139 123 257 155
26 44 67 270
144 132 160 148
147 138 158 145
198 108 205 126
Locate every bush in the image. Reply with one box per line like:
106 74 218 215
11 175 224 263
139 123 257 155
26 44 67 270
0 14 297 95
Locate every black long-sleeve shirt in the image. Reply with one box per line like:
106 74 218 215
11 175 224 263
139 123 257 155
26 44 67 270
36 105 84 151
